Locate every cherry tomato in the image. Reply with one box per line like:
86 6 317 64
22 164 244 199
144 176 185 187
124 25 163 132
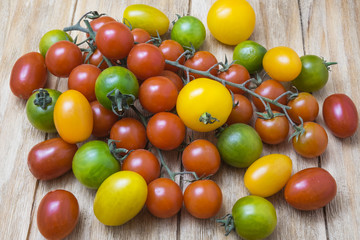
159 40 185 72
184 51 218 79
254 113 289 145
218 64 250 94
127 43 165 82
184 180 222 219
284 167 337 210
171 16 206 50
132 28 151 43
233 40 267 74
226 94 253 125
90 101 118 137
54 90 93 144
146 112 185 151
122 149 160 184
292 122 328 158
27 138 77 180
10 52 47 99
37 190 79 239
39 29 73 57
139 76 178 113
322 93 358 138
68 64 101 102
252 79 287 112
90 16 116 33
160 70 184 91
146 178 183 218
83 48 110 70
287 92 319 124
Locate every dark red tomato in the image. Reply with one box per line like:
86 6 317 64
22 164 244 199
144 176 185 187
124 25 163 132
127 43 165 82
218 64 250 94
182 139 220 177
252 79 287 112
226 94 253 125
122 149 160 184
37 190 79 239
184 180 222 219
139 76 178 113
284 167 337 210
146 112 186 151
160 70 184 91
146 178 183 218
45 41 82 77
27 138 77 180
132 28 151 43
110 118 147 151
90 16 116 33
83 48 110 70
184 51 218 79
90 101 118 137
255 112 289 145
323 93 358 138
68 64 101 102
287 92 319 124
159 40 185 72
95 21 134 60
292 122 328 158
10 52 47 99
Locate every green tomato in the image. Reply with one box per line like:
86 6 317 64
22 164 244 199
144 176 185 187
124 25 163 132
26 88 61 133
217 123 262 168
72 141 120 189
233 40 267 74
39 29 73 57
171 16 206 50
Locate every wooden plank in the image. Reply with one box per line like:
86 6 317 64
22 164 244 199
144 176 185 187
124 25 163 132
299 0 360 239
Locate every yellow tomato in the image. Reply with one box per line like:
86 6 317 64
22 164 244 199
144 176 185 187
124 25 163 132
176 78 233 132
93 171 147 226
207 0 256 45
244 154 292 197
54 90 93 144
262 46 302 82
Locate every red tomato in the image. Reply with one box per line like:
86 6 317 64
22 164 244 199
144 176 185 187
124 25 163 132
226 94 253 125
218 64 250 94
45 41 83 77
255 113 289 144
90 101 118 137
90 16 116 33
160 70 184 91
159 40 185 72
284 167 337 210
322 94 358 138
287 92 319 124
132 28 151 43
10 52 47 99
146 112 186 151
252 79 287 112
146 178 183 218
184 51 218 79
83 48 110 70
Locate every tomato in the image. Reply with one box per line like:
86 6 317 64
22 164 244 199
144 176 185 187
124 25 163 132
123 4 170 36
72 140 121 189
95 66 139 110
207 0 255 45
263 46 302 82
122 149 160 184
95 21 134 60
127 43 165 82
176 78 233 132
26 88 61 133
159 40 185 72
254 113 289 145
184 180 222 219
171 16 206 50
10 52 47 99
146 112 186 151
226 94 253 125
322 93 358 138
110 118 147 151
184 51 218 79
139 76 178 113
132 28 151 43
292 122 328 158
68 64 101 102
231 196 277 239
94 171 147 226
39 29 73 57
292 55 334 92
37 190 79 240
90 101 118 137
83 48 110 70
182 139 221 177
217 123 263 168
233 40 267 74
146 178 183 218
160 70 184 91
90 16 116 33
287 92 319 124
284 167 337 210
244 154 292 197
27 138 77 180
54 90 93 144
218 64 250 94
252 79 287 112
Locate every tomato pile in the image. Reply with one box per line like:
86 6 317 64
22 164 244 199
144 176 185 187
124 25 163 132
9 1 359 240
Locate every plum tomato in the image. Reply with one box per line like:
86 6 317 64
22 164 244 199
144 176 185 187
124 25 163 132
226 94 253 125
171 16 206 50
218 64 250 94
159 39 185 72
254 112 289 145
184 51 218 79
252 79 287 112
160 70 184 91
287 92 319 124
131 28 151 43
90 101 118 137
39 29 73 57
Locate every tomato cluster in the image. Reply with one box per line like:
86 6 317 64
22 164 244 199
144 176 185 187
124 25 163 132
9 2 358 240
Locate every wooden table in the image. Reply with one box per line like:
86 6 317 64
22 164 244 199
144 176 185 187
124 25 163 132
1 0 359 239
